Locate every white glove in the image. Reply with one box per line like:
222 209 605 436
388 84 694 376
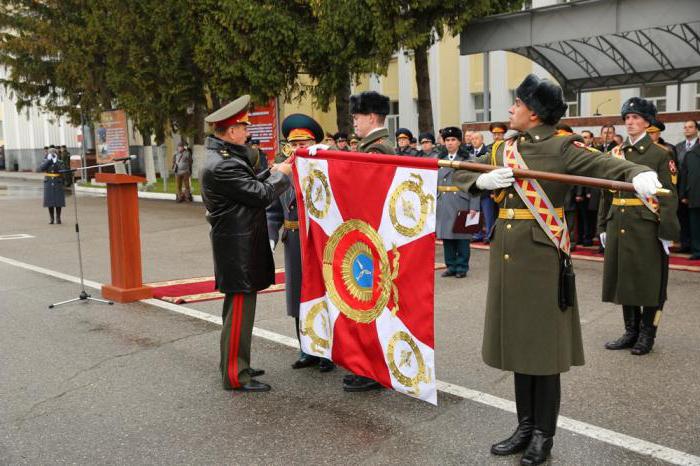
632 171 661 198
269 240 275 252
476 168 515 190
660 239 672 255
307 144 330 156
599 232 606 248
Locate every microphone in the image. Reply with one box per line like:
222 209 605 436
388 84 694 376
113 155 137 162
593 98 613 116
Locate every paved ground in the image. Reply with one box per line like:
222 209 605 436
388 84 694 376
1 177 698 465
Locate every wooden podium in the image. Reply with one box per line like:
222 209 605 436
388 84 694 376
95 173 153 302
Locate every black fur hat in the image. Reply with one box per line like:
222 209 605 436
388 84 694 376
350 91 390 116
621 97 657 123
515 74 568 126
441 126 463 141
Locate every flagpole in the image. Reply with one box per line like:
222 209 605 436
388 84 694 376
293 148 670 197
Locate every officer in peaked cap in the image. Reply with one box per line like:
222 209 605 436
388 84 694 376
395 127 419 156
647 119 678 184
333 131 350 151
489 122 508 145
453 74 658 464
418 131 440 158
599 98 679 357
268 114 335 374
200 95 292 392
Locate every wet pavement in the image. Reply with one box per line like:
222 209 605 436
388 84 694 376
1 178 699 465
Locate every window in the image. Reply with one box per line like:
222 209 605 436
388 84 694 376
695 82 700 110
473 93 485 122
386 101 400 138
564 90 579 117
641 85 666 112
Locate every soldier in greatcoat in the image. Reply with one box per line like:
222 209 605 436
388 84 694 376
453 75 657 465
598 98 680 356
267 114 335 373
436 126 480 278
39 146 67 224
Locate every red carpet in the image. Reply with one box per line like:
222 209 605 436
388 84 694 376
469 241 700 273
148 263 448 304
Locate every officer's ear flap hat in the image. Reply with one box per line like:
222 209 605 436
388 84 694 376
621 97 657 123
350 91 390 116
516 74 568 126
441 126 463 141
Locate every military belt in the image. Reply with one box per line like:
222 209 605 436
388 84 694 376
612 198 644 206
437 186 460 192
283 220 299 230
498 207 564 220
45 173 62 178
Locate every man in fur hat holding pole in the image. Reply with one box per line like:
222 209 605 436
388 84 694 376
453 75 661 465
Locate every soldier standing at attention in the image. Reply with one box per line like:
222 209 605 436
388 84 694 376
453 75 658 465
200 95 292 392
437 126 479 278
39 146 67 224
599 98 679 356
267 114 335 373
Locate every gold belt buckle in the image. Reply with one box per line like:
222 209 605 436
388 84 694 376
506 208 515 219
619 199 626 206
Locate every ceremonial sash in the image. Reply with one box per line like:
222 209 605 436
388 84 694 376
610 145 659 214
503 140 571 255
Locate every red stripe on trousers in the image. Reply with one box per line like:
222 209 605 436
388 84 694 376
227 294 244 388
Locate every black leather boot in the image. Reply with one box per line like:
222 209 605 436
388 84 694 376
521 374 559 465
491 373 534 455
631 307 658 355
605 306 640 350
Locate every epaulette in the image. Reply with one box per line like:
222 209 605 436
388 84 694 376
556 130 573 136
490 140 504 166
218 149 231 159
653 142 673 154
572 140 600 153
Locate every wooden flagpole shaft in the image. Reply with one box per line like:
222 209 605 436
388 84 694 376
437 160 671 196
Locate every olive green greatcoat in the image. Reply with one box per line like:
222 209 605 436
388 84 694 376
597 134 680 307
358 128 394 154
453 124 649 375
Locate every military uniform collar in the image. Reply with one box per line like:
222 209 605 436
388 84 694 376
622 133 651 154
359 127 389 148
206 135 248 159
518 124 557 143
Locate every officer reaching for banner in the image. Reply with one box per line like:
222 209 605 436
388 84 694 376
200 95 292 392
453 74 658 465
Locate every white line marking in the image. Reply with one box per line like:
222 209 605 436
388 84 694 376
0 234 35 240
1 254 698 466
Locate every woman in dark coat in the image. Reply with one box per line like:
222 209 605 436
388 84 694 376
39 147 67 224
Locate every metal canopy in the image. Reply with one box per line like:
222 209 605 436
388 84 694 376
460 0 700 93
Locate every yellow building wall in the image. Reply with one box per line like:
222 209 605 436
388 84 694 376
469 54 484 93
439 34 461 126
353 74 371 93
589 90 621 116
281 97 338 134
383 58 400 101
507 52 533 90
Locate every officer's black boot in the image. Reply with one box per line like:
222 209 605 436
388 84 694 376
491 373 534 455
56 207 62 224
605 305 640 350
631 307 658 355
48 207 54 224
521 374 559 465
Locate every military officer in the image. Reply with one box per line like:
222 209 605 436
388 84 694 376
333 132 350 151
437 126 479 278
349 134 360 152
267 114 335 373
200 95 292 392
453 74 656 465
39 146 67 224
474 123 508 243
417 132 440 158
599 98 680 356
647 119 678 185
395 128 419 156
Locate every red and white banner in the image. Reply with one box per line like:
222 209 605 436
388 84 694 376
293 150 439 404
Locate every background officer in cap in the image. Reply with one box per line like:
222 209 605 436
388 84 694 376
349 134 360 152
333 132 350 151
39 145 66 224
267 114 335 373
200 95 292 392
599 98 679 356
437 126 479 278
454 74 656 465
417 132 440 158
647 119 678 185
395 128 419 156
473 123 508 243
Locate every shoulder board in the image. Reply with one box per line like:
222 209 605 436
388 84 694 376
653 142 673 154
218 149 231 159
490 140 504 166
572 140 600 153
556 130 572 136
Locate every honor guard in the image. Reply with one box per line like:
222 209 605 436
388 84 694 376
267 114 335 373
200 95 292 392
599 98 680 356
453 75 656 465
39 145 67 224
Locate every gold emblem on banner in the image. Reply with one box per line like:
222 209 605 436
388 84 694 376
386 331 431 396
301 300 331 354
323 219 400 323
389 173 434 237
302 164 331 219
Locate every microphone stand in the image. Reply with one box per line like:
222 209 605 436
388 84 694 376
48 156 134 309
